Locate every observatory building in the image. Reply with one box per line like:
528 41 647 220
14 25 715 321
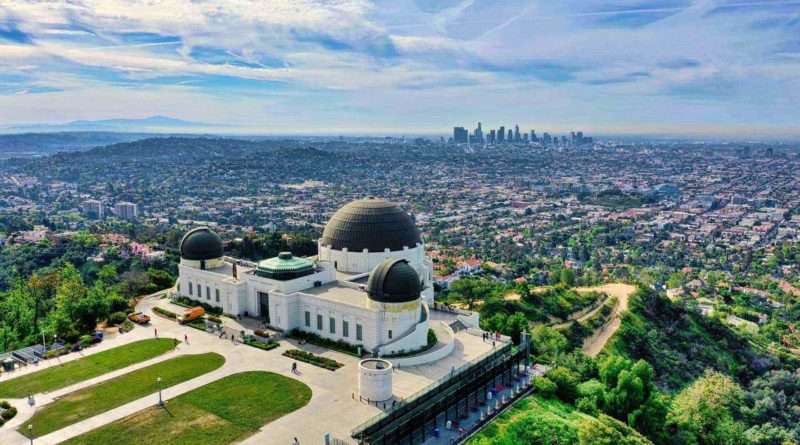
176 198 435 356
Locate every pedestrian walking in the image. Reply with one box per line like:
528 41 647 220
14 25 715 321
173 337 178 347
291 362 298 374
154 328 158 338
492 341 496 348
292 437 299 445
184 334 188 344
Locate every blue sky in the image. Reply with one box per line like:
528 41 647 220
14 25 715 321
0 0 799 137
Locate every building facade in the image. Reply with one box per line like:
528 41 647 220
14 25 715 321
176 198 433 356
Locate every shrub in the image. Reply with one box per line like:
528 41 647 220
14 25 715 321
533 377 557 398
288 330 362 356
0 418 4 427
174 296 223 315
1 406 17 420
245 339 280 351
78 335 93 347
253 329 270 338
0 401 10 409
282 349 343 370
207 315 223 324
108 311 127 326
120 319 135 333
428 328 437 346
153 307 177 320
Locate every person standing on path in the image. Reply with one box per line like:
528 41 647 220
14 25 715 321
154 328 158 338
293 437 299 445
184 334 188 344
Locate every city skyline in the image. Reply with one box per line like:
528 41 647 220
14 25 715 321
1 0 800 137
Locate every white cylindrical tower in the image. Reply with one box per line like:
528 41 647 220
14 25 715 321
358 359 393 402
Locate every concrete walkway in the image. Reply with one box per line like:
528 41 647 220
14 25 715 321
1 292 493 445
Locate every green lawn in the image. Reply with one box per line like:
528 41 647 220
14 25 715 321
22 353 225 436
0 339 177 398
62 371 312 445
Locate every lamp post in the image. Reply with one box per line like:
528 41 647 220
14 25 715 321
28 424 33 445
157 377 163 406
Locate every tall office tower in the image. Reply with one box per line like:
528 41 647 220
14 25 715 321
507 129 513 142
523 133 529 142
82 199 104 220
514 124 521 142
543 132 551 145
561 136 568 146
114 202 139 220
531 130 537 142
586 137 593 145
453 127 468 143
570 131 576 145
766 147 774 157
498 126 505 142
576 131 584 145
475 122 484 143
489 130 496 143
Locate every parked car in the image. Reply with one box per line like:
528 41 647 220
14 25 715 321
178 306 205 324
128 312 151 324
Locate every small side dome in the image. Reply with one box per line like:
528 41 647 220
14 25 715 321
367 259 421 304
180 227 223 261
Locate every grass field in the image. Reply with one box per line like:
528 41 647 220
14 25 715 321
0 338 177 398
61 371 312 445
21 353 225 436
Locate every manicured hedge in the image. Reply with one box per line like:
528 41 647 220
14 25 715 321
288 330 362 356
283 349 343 370
173 296 223 315
245 339 280 351
153 307 177 320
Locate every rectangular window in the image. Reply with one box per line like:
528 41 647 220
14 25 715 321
330 317 336 334
304 311 311 327
356 324 363 341
343 321 349 338
206 286 211 300
388 329 393 339
215 288 220 303
188 282 193 296
317 314 323 330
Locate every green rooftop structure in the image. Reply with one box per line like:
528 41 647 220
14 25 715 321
255 252 314 280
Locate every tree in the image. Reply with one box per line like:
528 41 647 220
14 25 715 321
449 277 488 310
531 326 569 362
504 312 529 345
548 367 580 403
669 370 746 445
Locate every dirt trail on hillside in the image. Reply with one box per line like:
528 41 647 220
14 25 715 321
579 283 636 357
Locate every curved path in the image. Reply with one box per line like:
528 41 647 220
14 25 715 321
580 283 636 357
1 290 493 445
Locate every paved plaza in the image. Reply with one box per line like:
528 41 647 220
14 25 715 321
0 291 493 445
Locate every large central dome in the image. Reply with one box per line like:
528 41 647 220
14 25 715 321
321 198 421 252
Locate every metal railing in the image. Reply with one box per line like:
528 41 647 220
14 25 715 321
351 341 515 437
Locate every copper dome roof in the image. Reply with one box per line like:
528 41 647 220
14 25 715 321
321 198 421 252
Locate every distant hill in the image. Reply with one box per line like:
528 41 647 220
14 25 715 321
1 115 219 134
0 132 158 158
